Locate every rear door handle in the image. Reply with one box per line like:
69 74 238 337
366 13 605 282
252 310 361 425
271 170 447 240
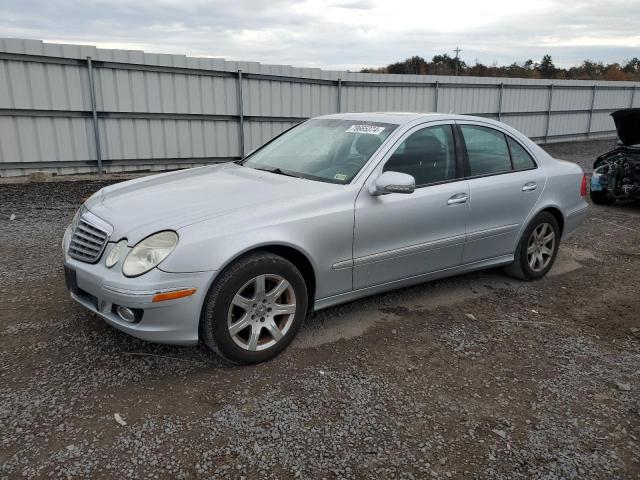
522 182 537 192
447 193 468 205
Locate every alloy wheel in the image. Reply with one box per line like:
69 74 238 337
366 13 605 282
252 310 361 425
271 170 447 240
526 222 556 272
227 274 297 351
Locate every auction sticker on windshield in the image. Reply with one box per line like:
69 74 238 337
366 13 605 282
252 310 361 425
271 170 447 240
345 125 386 135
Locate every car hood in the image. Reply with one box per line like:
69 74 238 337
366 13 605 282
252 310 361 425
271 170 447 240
611 109 640 147
84 163 337 243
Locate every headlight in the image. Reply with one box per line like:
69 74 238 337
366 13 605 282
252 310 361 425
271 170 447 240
105 239 128 268
122 231 178 277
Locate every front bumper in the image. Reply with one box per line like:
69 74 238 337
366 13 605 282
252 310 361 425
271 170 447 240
63 226 215 346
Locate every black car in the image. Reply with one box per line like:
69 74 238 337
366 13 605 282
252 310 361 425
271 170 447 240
590 109 640 205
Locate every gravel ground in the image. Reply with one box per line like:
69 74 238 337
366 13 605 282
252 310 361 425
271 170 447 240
1 139 639 479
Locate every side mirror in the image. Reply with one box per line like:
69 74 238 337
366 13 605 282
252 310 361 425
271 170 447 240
369 171 416 196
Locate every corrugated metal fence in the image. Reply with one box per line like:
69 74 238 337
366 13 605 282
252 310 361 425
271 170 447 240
1 38 639 177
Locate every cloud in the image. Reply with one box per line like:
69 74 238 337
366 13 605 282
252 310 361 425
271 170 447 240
1 0 638 70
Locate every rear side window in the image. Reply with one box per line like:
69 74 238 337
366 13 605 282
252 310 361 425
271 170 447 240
507 137 536 170
460 125 511 176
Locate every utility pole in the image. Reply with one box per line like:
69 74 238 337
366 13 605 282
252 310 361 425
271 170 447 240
453 46 462 76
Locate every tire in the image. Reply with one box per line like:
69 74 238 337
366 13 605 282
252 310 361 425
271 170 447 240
504 212 560 281
590 189 616 205
201 251 308 364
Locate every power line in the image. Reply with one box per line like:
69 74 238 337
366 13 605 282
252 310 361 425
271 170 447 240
453 46 462 76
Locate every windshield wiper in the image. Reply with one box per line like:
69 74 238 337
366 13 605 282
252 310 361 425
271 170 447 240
253 166 301 178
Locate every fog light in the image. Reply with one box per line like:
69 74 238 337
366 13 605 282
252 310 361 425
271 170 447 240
116 305 137 323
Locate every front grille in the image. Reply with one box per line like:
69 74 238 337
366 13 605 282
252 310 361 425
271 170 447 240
68 217 110 263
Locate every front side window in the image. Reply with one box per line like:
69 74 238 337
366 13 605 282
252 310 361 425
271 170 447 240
383 125 456 185
460 125 512 176
507 136 536 170
243 119 397 184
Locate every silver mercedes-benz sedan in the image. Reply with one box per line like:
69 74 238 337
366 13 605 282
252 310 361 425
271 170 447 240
63 113 588 363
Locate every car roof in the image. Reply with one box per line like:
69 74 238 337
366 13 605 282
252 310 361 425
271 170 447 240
316 112 493 126
314 112 542 157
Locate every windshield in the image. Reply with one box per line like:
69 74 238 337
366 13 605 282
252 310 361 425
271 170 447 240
243 119 398 184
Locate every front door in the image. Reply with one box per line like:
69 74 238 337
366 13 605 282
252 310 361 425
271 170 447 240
353 123 469 290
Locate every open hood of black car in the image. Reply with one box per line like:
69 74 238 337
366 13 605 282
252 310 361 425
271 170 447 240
611 109 640 147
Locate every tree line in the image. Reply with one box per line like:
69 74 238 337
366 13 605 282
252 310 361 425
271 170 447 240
360 54 640 81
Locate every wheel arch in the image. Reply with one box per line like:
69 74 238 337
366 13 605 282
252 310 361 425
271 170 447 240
538 206 565 236
258 245 317 309
210 242 318 310
513 203 565 253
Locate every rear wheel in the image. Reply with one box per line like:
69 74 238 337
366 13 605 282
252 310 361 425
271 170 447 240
590 189 616 205
504 212 560 281
201 252 308 364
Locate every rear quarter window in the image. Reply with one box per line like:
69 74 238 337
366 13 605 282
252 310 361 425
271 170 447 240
507 137 537 170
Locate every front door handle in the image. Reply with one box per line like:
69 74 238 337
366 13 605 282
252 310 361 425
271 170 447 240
447 193 468 205
522 182 537 192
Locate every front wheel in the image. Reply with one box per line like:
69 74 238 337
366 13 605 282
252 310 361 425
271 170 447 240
504 212 560 281
201 252 308 364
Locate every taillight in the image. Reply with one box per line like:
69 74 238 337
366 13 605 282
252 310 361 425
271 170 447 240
580 173 588 197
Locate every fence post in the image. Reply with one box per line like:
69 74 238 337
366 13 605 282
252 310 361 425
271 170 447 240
630 86 636 108
86 57 102 176
545 84 554 143
434 81 439 112
587 84 597 140
337 78 342 112
497 83 504 121
237 69 245 159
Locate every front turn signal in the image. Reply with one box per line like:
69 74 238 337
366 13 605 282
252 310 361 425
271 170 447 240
152 288 197 303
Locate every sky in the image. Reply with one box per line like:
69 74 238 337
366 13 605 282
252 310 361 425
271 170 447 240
2 0 639 71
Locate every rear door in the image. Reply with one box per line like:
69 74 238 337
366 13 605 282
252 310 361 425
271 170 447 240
456 122 545 263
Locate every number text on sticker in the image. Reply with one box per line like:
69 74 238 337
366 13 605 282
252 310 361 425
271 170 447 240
345 125 386 135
